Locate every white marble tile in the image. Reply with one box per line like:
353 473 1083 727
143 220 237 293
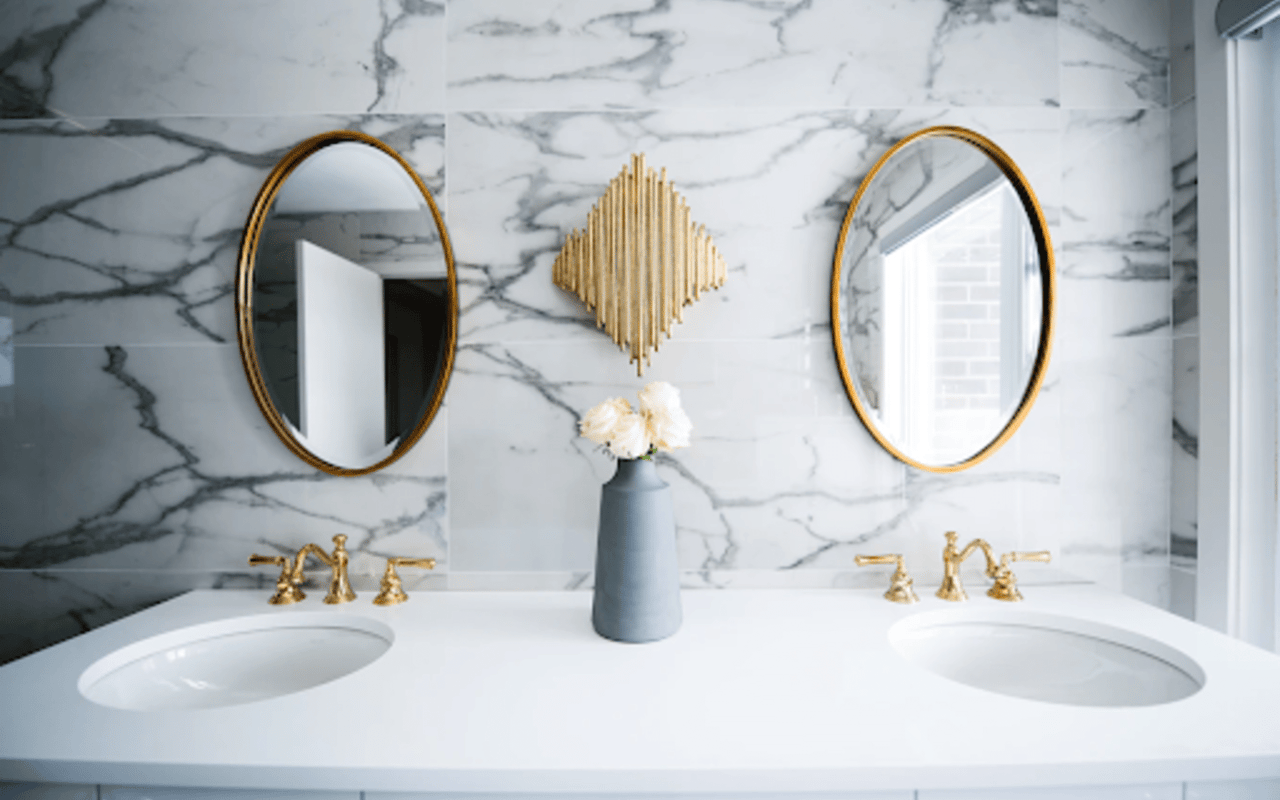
447 0 1057 111
0 0 1187 665
0 115 445 347
1 0 444 119
449 107 1061 348
1061 0 1170 108
1058 109 1171 347
447 338 908 574
0 344 449 575
1056 337 1172 593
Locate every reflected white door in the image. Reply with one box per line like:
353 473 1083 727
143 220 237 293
296 240 385 466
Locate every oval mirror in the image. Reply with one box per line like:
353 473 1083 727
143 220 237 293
831 126 1054 472
236 130 457 475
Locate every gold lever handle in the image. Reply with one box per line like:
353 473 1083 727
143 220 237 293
854 554 899 568
248 553 305 605
854 554 919 604
373 557 437 606
1005 550 1051 565
989 550 1052 602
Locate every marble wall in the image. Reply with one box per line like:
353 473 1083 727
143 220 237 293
1168 0 1199 620
0 0 1175 663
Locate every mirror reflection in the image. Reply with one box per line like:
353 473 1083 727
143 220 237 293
238 133 456 475
833 127 1053 471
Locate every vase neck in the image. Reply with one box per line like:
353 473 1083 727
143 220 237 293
615 457 654 474
609 457 665 489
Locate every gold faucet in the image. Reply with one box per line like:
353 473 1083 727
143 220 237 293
854 553 919 604
373 557 437 606
293 534 357 604
988 549 1052 601
937 531 999 602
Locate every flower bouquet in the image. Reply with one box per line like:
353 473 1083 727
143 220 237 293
579 381 692 460
579 382 690 643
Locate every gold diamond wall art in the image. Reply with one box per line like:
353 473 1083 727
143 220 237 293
553 153 727 376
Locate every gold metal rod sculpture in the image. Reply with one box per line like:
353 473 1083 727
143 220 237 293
552 153 727 376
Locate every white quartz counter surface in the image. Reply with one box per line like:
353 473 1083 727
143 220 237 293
2 586 1280 794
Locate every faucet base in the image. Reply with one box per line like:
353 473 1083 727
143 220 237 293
936 576 968 602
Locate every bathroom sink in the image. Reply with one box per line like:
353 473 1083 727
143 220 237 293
79 613 393 711
890 610 1204 707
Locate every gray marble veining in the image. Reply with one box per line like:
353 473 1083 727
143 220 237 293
0 115 444 346
0 344 449 575
1061 0 1170 108
448 0 1059 110
1 0 447 120
0 0 1178 663
1058 109 1171 345
451 107 1061 348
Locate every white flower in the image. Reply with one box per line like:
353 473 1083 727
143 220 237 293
638 381 692 452
637 381 681 418
580 397 632 445
607 412 651 459
647 405 692 452
580 382 694 458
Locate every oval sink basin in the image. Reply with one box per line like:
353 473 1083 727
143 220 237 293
890 610 1204 707
79 613 393 711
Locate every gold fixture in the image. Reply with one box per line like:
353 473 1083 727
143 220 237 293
294 534 358 604
854 554 920 604
936 531 999 602
373 557 438 606
988 549 1051 602
234 130 458 477
552 153 727 376
247 553 305 605
830 125 1056 473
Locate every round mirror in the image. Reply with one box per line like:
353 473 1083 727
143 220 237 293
831 126 1054 472
236 130 457 475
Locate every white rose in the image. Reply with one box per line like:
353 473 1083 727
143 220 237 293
637 381 682 418
647 405 692 452
580 397 632 445
607 411 651 459
638 381 691 451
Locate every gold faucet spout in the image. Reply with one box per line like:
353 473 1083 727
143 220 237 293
937 531 998 602
293 534 357 604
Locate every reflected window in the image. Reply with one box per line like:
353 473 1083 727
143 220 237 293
881 180 1038 464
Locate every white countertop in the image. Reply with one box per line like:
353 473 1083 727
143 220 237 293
2 585 1280 794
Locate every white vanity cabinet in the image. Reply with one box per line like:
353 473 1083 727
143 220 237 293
6 783 1280 800
2 590 1279 798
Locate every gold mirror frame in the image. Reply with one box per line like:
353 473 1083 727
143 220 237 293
235 130 458 476
830 126 1056 473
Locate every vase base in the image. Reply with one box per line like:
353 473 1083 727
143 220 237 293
591 606 682 644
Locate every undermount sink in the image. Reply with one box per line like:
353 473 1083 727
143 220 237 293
890 610 1204 707
79 613 393 711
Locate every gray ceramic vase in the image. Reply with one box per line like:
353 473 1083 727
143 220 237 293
591 457 682 643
